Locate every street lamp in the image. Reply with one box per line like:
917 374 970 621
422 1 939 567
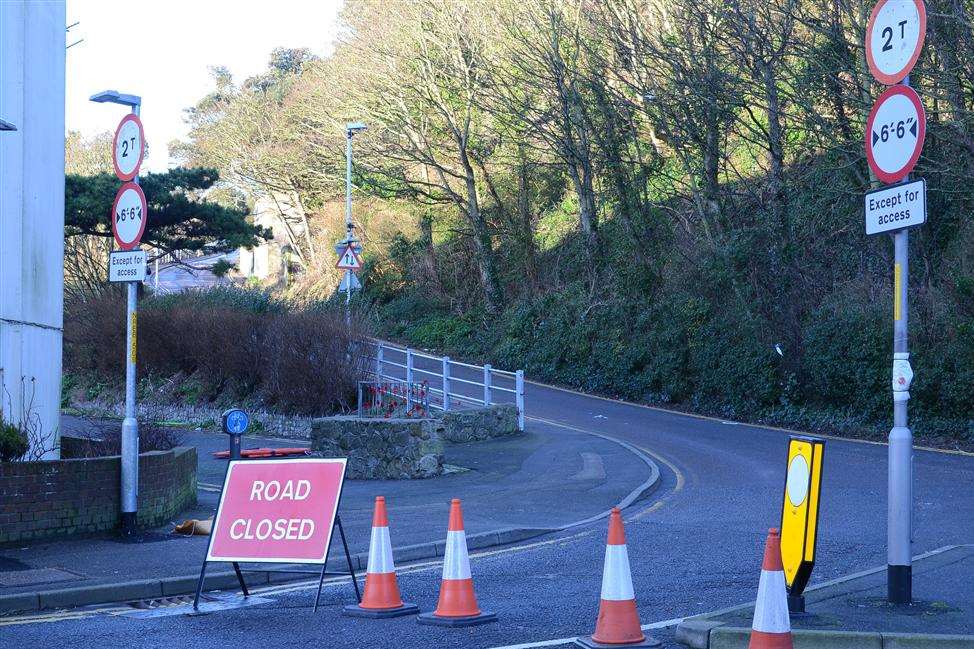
343 122 366 321
90 89 142 537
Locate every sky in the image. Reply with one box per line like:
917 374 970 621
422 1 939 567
65 0 343 171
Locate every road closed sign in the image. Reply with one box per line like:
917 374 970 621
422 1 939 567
207 458 347 564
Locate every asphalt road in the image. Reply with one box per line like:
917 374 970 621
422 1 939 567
4 375 972 648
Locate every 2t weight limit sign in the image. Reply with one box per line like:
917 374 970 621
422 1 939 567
866 0 926 85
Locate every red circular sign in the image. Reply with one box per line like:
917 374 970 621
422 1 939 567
111 182 148 250
865 0 926 85
865 85 926 184
112 114 145 181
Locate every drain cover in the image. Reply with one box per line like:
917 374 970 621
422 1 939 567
128 595 196 610
0 568 84 587
116 593 273 619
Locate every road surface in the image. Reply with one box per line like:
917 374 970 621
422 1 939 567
3 369 971 648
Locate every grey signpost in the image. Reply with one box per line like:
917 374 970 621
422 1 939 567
864 0 927 604
340 122 367 322
91 90 145 537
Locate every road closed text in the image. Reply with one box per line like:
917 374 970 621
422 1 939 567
228 480 315 541
864 179 926 236
206 459 346 564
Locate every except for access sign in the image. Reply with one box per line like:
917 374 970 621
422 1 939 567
207 458 346 564
111 182 148 250
108 249 147 282
865 179 926 235
112 114 145 181
865 85 926 185
866 0 926 86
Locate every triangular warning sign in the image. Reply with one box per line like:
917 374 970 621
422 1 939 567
335 244 363 270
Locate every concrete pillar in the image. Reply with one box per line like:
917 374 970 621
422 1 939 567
0 1 66 459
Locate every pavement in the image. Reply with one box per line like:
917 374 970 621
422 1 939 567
676 543 974 647
0 362 971 648
0 417 655 608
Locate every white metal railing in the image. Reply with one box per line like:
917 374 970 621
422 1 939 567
367 340 525 431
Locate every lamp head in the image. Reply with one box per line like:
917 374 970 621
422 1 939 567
89 90 141 108
0 119 16 132
346 121 367 135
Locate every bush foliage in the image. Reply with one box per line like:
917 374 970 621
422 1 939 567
65 288 366 416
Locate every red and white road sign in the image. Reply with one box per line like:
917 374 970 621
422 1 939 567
207 458 347 564
111 182 148 250
112 114 145 181
336 244 363 270
866 0 926 86
865 85 926 184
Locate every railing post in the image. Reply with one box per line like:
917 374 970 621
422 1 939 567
376 343 383 379
405 348 414 411
483 364 492 406
516 370 525 431
442 357 451 411
357 382 363 418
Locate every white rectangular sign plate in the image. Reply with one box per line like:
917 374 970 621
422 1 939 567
108 249 147 282
864 178 926 235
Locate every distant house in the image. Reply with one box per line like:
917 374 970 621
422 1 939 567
238 193 305 284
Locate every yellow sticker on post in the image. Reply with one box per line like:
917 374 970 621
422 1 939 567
780 436 824 597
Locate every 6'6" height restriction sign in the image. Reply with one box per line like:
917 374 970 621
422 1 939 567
865 85 926 185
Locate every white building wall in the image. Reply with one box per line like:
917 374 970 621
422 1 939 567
0 1 66 458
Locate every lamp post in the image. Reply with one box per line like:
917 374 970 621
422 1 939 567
342 122 366 323
90 89 142 537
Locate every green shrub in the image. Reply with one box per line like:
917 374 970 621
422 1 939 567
0 418 28 462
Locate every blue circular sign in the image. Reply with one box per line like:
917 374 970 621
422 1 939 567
223 409 249 435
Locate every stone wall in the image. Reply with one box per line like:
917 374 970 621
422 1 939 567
310 417 443 479
435 404 520 443
0 446 197 545
69 399 314 440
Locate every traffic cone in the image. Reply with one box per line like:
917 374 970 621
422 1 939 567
746 528 793 649
417 498 497 627
343 496 419 618
576 508 659 648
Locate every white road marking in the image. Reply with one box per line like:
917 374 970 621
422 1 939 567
484 616 685 649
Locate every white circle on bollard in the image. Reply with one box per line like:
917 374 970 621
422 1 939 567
786 455 810 507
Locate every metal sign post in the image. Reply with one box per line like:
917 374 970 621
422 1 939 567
864 0 926 604
91 90 146 537
340 122 366 323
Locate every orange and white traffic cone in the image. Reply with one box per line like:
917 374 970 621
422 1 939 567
747 528 793 649
417 498 497 627
576 508 659 648
343 496 419 618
